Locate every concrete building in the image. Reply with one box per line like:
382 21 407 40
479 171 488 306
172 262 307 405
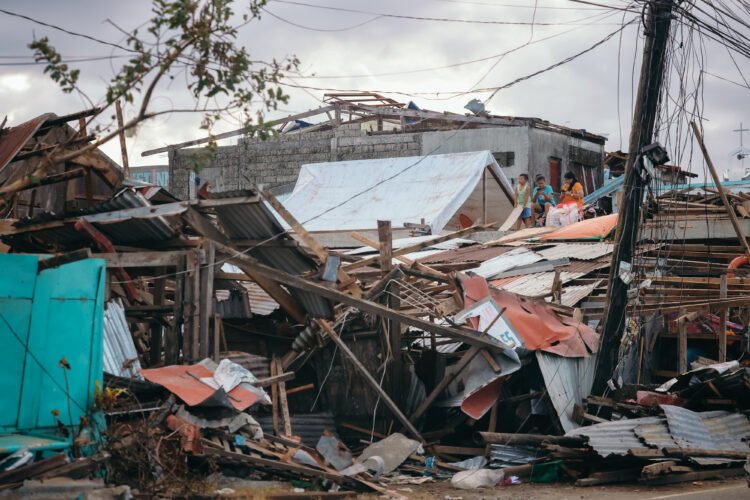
155 93 607 200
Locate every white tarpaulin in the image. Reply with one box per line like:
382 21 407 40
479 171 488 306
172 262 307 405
281 151 514 235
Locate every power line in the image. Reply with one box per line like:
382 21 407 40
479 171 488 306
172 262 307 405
278 18 638 101
269 0 628 26
435 0 609 10
0 8 135 53
292 8 623 80
0 55 130 66
261 6 383 32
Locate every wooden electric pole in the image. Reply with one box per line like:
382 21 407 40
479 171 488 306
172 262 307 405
593 0 676 394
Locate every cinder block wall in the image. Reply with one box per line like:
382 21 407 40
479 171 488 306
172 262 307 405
169 125 423 199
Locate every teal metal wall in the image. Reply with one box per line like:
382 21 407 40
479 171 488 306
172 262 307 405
0 255 105 443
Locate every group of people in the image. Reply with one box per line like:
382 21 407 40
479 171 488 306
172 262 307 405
513 171 584 229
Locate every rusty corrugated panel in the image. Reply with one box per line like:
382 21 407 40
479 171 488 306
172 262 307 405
0 114 52 171
243 281 280 316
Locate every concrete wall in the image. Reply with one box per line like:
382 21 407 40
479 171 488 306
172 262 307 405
169 124 421 199
420 127 531 183
169 123 604 199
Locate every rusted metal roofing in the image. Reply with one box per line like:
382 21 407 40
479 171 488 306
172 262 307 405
141 359 262 411
535 242 614 261
0 114 52 171
461 275 598 358
243 281 280 316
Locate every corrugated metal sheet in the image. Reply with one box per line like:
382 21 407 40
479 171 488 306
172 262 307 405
418 244 517 265
243 281 280 316
492 271 586 297
536 351 597 433
345 235 476 256
471 248 543 279
103 298 142 379
221 351 271 379
255 412 338 448
82 189 180 244
488 444 539 467
567 416 663 457
662 405 750 452
0 114 51 172
554 281 602 307
211 190 332 318
535 242 613 261
634 422 677 450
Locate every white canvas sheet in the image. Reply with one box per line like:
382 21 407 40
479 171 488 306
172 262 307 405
281 151 513 233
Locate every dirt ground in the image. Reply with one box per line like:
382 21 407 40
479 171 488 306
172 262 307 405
389 477 749 499
229 477 748 499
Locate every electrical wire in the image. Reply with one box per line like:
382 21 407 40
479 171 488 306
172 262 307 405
269 0 628 26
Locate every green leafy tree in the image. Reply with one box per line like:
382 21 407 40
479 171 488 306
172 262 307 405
1 0 298 198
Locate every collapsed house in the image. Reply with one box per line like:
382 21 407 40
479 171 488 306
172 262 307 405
0 108 749 496
148 92 607 200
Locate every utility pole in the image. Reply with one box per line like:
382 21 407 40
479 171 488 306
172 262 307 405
593 0 676 394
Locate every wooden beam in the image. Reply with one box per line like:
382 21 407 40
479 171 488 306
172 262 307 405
115 100 129 177
692 121 750 263
198 241 215 359
719 273 728 362
317 319 424 443
345 222 497 272
678 306 688 374
409 346 481 422
141 105 337 156
261 190 359 295
215 242 510 351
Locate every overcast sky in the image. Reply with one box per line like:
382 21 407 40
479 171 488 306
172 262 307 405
1 0 748 178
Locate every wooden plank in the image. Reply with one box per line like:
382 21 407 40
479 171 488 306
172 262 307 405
344 223 497 271
201 439 354 485
270 358 280 436
499 206 523 231
115 100 129 177
719 273 728 362
215 242 511 352
149 267 166 366
317 319 424 443
678 306 688 374
275 358 292 437
198 241 215 359
141 105 337 156
261 190 359 296
692 121 750 263
167 256 185 364
409 347 481 422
